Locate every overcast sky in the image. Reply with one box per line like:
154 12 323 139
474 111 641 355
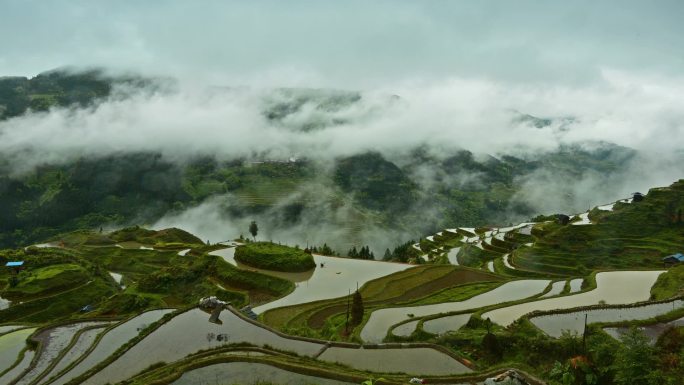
2 0 683 88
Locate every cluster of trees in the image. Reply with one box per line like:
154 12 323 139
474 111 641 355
547 327 683 385
347 245 375 260
307 243 337 256
382 240 421 262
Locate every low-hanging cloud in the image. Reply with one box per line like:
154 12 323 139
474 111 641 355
1 69 683 251
1 69 683 173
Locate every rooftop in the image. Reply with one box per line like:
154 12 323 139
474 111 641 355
5 261 25 267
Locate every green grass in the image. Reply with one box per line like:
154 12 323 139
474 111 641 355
650 265 684 300
3 263 89 299
512 181 684 275
234 242 316 272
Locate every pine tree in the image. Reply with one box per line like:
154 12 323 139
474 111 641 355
350 290 364 326
249 221 258 241
383 248 392 261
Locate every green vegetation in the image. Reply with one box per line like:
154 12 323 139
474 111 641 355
2 263 89 300
261 265 501 341
234 242 316 272
510 180 684 275
0 227 294 323
650 265 684 300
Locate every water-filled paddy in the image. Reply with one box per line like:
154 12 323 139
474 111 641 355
0 350 34 384
171 361 355 385
84 309 324 384
531 299 684 337
361 279 550 343
108 272 123 284
0 296 10 310
568 278 583 293
604 316 684 344
0 328 36 373
16 321 107 385
318 346 472 375
447 247 460 265
391 320 419 337
250 254 411 314
541 281 566 298
482 271 664 327
422 313 472 335
52 309 173 385
0 325 25 335
502 254 515 269
572 212 591 226
42 326 109 384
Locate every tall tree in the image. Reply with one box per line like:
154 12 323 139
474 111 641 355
248 221 258 241
350 290 364 326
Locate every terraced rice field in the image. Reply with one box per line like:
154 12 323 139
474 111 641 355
51 309 174 385
531 299 684 337
482 271 664 327
171 362 355 385
361 279 550 343
16 321 108 385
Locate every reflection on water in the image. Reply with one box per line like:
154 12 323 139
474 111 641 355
0 325 25 335
318 346 472 375
604 316 684 345
541 281 566 298
361 280 549 343
391 320 419 337
85 309 324 384
422 313 472 335
172 362 355 385
252 254 411 314
0 328 36 374
16 322 107 385
52 309 173 385
42 326 109 384
0 350 34 384
482 271 665 327
568 278 583 293
531 299 683 337
447 247 460 265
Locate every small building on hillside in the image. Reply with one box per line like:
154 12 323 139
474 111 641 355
632 192 645 202
663 253 684 264
5 261 25 274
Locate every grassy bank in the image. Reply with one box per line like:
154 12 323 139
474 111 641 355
234 242 316 272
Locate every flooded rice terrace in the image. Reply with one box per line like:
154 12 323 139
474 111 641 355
482 271 664 327
530 299 684 337
52 309 174 385
16 321 109 385
84 308 324 384
0 328 36 374
210 248 411 314
604 316 684 344
86 307 472 383
422 313 473 336
172 362 356 385
361 279 550 343
318 346 472 375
